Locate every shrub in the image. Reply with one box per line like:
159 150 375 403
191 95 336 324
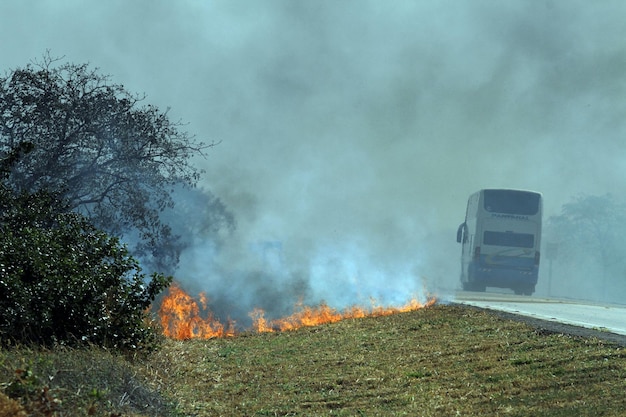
0 145 172 350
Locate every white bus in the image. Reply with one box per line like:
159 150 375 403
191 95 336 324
456 189 542 295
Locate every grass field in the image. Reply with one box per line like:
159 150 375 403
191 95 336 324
2 304 625 416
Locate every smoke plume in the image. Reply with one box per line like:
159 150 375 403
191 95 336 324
1 1 625 319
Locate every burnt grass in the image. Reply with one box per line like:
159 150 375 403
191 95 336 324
2 304 626 416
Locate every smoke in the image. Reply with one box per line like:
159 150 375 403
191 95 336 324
1 1 625 318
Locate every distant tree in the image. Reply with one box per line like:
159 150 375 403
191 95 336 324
547 193 626 300
0 144 172 350
0 53 220 272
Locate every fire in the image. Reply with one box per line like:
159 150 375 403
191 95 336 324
157 282 436 340
250 301 344 333
158 283 235 339
253 297 437 333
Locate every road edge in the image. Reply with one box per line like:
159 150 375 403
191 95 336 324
454 303 626 347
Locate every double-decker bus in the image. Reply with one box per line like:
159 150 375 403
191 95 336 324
456 189 542 295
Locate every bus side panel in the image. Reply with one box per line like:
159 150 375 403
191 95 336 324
468 257 538 288
464 220 540 294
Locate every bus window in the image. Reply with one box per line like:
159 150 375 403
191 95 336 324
483 189 540 215
483 231 534 248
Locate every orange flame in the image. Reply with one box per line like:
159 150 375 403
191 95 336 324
158 283 235 339
158 282 436 340
249 297 437 333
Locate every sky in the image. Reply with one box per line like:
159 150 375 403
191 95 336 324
1 1 625 320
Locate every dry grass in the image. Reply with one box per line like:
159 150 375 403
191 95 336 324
148 304 626 416
1 304 625 416
0 344 175 416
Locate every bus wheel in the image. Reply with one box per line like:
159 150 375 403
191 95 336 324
514 286 534 296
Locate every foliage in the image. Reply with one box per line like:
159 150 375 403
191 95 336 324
0 53 218 271
547 193 626 300
548 194 626 259
0 144 172 351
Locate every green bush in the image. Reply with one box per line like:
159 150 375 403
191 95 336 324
0 148 172 350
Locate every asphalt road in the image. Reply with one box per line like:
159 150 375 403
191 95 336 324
454 291 626 346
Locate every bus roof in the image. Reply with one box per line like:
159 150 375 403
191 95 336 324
477 188 542 197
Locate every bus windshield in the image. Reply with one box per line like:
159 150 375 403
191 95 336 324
483 190 540 215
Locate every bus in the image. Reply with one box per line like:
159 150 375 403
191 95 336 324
456 189 542 295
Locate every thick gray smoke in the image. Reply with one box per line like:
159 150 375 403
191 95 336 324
2 1 625 322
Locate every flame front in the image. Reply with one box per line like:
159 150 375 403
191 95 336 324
158 282 436 340
158 283 235 339
250 297 436 333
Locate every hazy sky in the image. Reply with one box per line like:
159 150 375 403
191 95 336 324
2 1 625 317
